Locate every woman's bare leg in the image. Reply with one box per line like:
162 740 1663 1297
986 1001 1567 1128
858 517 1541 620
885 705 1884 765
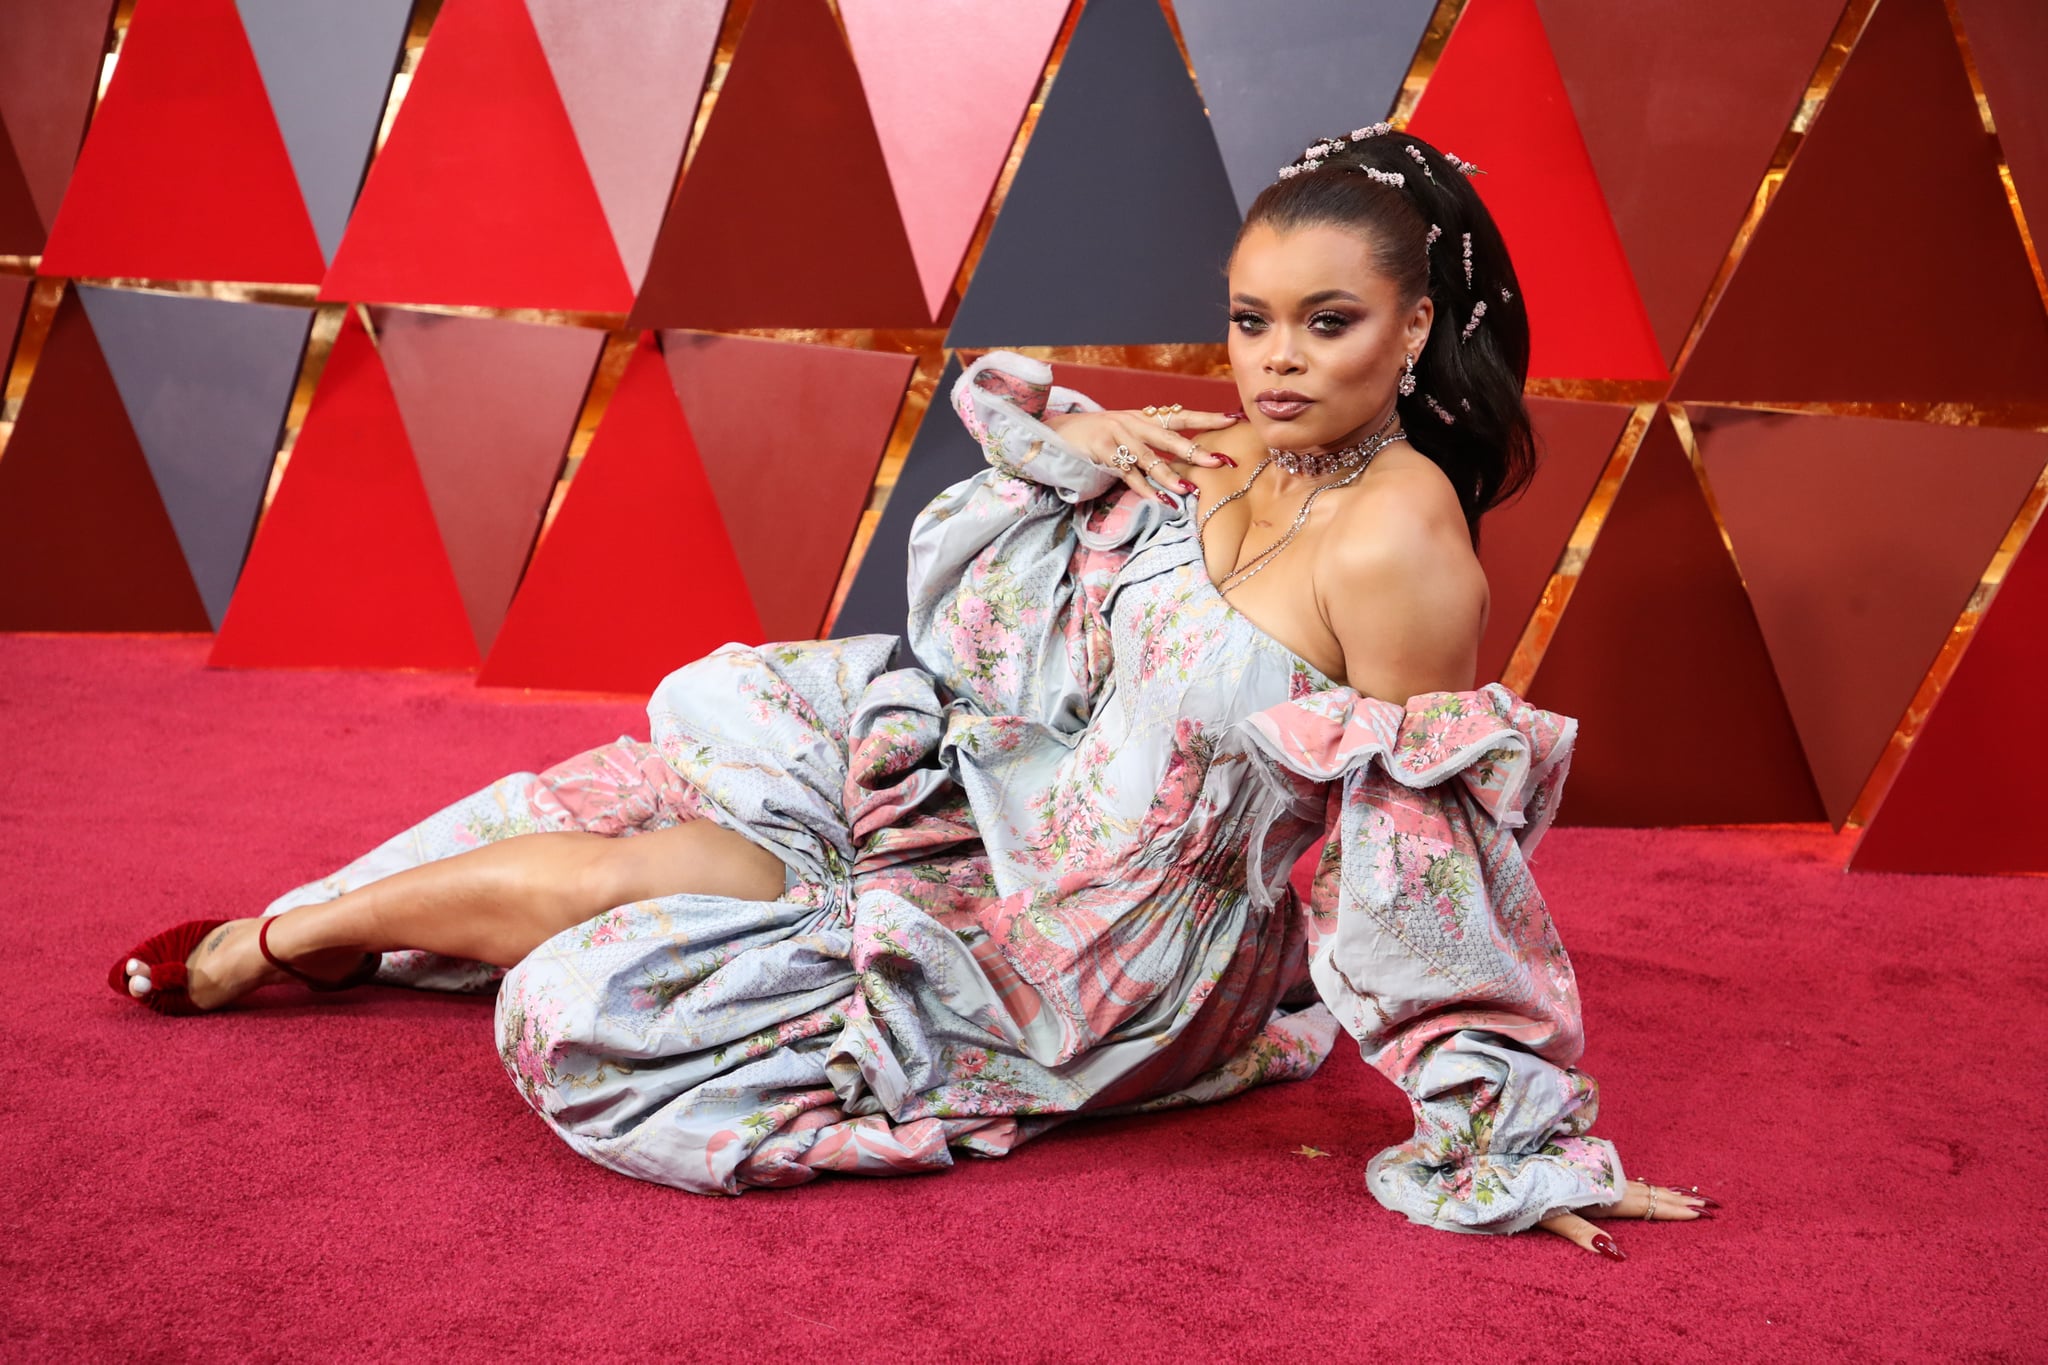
124 822 786 1010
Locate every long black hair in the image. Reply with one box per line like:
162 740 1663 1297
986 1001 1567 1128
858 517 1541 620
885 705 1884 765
1232 127 1536 546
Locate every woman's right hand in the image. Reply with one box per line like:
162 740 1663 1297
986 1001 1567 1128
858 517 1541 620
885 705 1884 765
1042 406 1242 502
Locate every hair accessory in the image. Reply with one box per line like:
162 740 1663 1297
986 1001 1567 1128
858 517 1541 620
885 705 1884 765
1361 166 1405 188
1424 394 1457 424
1425 223 1442 250
1442 151 1483 175
1459 398 1471 412
1403 144 1434 179
1276 164 1301 179
1398 352 1417 397
1500 287 1513 302
1461 299 1488 342
1462 233 1473 288
1350 122 1393 140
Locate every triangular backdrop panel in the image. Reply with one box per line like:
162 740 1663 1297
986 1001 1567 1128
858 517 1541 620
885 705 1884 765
660 332 914 641
838 0 1069 319
0 123 43 254
1405 0 1665 381
210 311 478 669
481 335 761 694
39 0 326 285
630 0 927 329
0 272 29 377
1176 0 1439 215
945 0 1243 347
78 285 311 629
0 290 209 630
0 0 118 237
1854 506 2048 874
232 0 413 264
833 357 1241 647
524 0 723 292
371 307 603 654
1677 0 2048 403
1524 414 1823 825
1955 0 2048 236
1534 0 1843 366
321 0 632 312
1689 405 2048 827
1476 398 1627 683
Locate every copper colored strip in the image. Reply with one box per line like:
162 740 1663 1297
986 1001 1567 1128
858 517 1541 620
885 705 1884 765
252 301 349 521
1389 0 1470 129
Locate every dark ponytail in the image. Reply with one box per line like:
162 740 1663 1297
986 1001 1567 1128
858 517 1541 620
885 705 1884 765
1234 127 1536 546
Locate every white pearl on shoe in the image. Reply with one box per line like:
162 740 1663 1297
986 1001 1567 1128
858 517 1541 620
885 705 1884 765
128 974 151 997
126 959 144 974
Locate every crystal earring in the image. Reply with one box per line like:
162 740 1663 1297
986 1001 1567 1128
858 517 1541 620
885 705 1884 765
1397 352 1417 397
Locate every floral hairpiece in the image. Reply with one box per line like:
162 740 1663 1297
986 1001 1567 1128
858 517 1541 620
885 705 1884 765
1350 122 1393 141
1424 394 1456 424
1461 299 1488 342
1462 233 1473 288
1425 223 1442 249
1404 144 1434 180
1442 151 1483 175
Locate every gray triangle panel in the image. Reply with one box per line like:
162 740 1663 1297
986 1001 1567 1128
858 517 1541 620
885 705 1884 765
831 355 972 656
235 0 412 263
1176 0 1438 215
78 286 311 628
945 0 1242 347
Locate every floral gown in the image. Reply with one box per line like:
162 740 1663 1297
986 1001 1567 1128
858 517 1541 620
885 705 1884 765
264 352 1625 1233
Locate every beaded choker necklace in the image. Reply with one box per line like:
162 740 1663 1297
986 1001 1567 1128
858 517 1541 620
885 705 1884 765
1267 410 1404 476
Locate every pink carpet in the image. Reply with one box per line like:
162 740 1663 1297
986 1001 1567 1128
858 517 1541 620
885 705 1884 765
3 634 2040 1361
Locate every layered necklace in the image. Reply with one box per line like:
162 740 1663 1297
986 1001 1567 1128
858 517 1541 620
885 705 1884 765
1198 409 1408 595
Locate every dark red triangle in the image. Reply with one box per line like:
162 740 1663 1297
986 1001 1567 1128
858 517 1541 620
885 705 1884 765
209 311 478 669
0 290 208 630
1854 501 2048 873
1406 0 1666 381
1477 398 1628 683
480 335 762 694
1957 0 2048 241
629 0 928 329
0 120 44 254
1534 0 1843 367
320 0 632 312
1689 406 2048 828
661 333 913 641
1677 0 2048 402
37 0 324 284
1524 413 1823 825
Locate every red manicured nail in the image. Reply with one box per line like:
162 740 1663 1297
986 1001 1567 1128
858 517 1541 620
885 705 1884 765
1690 1209 1716 1220
1223 410 1246 420
1689 1194 1721 1208
1591 1234 1626 1262
1215 453 1238 467
1157 493 1175 506
1179 479 1198 493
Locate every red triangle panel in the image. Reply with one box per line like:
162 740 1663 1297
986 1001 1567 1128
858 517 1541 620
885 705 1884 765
1406 0 1666 381
0 290 208 630
480 335 762 694
0 0 117 236
661 333 913 641
0 122 43 254
1524 414 1823 825
1854 500 2048 874
38 0 325 285
1477 398 1628 683
1691 406 2048 828
322 0 632 312
1956 0 2048 240
210 311 478 669
630 0 927 329
1677 0 2048 403
1534 0 1843 365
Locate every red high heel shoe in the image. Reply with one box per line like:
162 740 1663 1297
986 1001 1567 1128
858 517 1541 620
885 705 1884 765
107 917 382 1016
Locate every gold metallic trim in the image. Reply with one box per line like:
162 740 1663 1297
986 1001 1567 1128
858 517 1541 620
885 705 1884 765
251 302 349 523
1388 0 1470 129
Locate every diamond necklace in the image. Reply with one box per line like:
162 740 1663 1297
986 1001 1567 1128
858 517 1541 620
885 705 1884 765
1198 419 1408 595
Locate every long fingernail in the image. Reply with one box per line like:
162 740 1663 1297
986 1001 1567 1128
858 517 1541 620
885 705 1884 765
1223 410 1246 421
1690 1209 1716 1220
1157 493 1175 506
1179 479 1198 493
1691 1195 1721 1208
1215 453 1238 467
1591 1234 1626 1262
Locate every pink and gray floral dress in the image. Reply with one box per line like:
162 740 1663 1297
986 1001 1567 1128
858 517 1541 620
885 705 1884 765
264 351 1625 1233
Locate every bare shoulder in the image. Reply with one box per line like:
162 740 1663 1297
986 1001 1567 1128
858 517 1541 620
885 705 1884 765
1316 447 1488 699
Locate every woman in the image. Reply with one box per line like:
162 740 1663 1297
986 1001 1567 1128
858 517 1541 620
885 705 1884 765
110 126 1708 1257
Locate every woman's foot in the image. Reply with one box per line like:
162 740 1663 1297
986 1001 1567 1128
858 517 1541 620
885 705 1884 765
121 916 374 1011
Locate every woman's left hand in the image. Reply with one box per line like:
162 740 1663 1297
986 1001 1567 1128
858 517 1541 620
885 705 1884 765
1537 1179 1717 1261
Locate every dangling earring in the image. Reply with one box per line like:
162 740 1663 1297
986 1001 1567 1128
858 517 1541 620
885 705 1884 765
1397 352 1417 397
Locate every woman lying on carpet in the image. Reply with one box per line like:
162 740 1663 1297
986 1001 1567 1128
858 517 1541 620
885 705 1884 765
111 126 1710 1257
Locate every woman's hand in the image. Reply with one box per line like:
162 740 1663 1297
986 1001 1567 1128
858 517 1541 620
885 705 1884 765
1538 1179 1718 1261
1042 406 1242 502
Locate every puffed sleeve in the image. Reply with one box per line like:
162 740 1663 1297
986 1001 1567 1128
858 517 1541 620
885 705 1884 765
902 350 1173 727
1236 683 1626 1234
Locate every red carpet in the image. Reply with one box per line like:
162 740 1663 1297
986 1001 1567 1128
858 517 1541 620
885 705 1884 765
2 635 2040 1360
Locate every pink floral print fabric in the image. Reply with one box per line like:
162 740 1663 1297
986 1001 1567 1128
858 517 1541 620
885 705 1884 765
261 351 1622 1233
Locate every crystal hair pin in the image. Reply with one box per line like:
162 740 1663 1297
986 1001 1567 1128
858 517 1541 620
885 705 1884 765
1424 394 1457 424
1404 145 1434 179
1462 233 1473 288
1461 299 1488 342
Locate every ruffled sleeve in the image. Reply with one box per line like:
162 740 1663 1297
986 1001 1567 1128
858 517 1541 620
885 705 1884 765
1236 682 1626 1234
902 350 1171 727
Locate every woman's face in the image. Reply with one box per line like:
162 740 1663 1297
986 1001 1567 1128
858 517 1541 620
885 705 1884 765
1226 220 1433 451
